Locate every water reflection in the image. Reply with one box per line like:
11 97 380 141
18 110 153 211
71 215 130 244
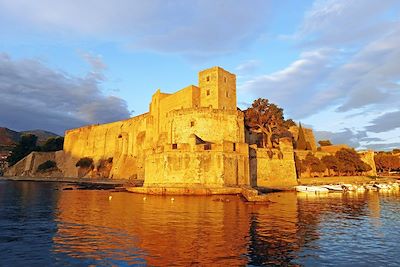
53 192 250 266
247 192 302 266
1 181 400 266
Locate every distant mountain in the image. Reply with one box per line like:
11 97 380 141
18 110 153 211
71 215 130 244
0 127 20 148
0 127 59 152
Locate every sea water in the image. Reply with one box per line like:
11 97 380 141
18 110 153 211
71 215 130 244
1 181 400 266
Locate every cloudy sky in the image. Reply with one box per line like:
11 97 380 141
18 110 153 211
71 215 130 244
0 0 399 150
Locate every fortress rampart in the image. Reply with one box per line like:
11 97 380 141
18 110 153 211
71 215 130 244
6 66 379 190
59 66 250 187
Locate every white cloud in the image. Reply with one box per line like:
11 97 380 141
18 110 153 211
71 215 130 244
296 0 400 45
240 48 337 118
79 51 107 72
364 142 400 151
0 53 130 134
235 60 261 75
240 0 400 150
314 128 367 148
366 110 400 133
0 0 271 56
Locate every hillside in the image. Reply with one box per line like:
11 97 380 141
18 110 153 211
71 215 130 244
0 127 20 147
0 127 59 152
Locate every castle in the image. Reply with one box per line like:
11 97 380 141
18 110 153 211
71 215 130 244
62 66 253 188
6 66 376 190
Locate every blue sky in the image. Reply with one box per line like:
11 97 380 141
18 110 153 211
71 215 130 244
0 0 399 150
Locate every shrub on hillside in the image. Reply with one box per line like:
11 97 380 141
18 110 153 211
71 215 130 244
7 134 39 166
37 160 57 172
40 137 64 152
75 157 94 169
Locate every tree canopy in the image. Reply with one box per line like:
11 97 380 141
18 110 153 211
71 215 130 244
321 155 340 176
303 152 326 175
335 148 372 175
7 134 39 166
40 137 64 152
295 148 372 177
7 134 64 166
375 153 400 173
296 124 311 150
244 98 293 148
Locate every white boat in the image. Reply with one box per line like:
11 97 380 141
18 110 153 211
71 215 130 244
375 183 391 190
295 186 329 193
341 184 358 191
323 184 344 191
355 185 366 192
365 184 378 191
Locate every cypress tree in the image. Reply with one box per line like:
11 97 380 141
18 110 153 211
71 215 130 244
297 123 308 150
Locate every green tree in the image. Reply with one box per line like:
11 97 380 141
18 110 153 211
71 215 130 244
321 155 340 176
40 137 64 152
284 119 296 128
244 98 293 148
375 153 400 173
335 148 371 175
7 134 39 166
303 152 326 176
296 123 311 150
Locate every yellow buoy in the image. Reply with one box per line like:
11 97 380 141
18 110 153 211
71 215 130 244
108 195 112 201
171 197 175 202
143 197 147 201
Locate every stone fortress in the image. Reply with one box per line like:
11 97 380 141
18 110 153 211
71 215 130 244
6 66 377 190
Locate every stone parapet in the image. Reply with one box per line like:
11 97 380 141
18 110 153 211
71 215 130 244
249 139 298 189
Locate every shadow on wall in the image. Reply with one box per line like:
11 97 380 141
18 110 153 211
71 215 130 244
250 147 258 187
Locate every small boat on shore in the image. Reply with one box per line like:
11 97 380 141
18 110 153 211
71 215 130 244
342 184 358 191
355 185 366 192
365 184 378 191
295 186 329 193
323 184 344 191
375 183 391 190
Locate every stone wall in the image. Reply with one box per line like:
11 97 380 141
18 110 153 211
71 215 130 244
319 144 350 154
167 108 245 144
144 141 249 188
63 113 149 179
249 138 298 189
6 151 64 177
358 150 377 176
289 126 317 151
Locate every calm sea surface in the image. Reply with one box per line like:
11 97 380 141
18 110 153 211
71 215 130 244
1 181 400 266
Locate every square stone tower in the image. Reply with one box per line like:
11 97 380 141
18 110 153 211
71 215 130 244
198 66 237 110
